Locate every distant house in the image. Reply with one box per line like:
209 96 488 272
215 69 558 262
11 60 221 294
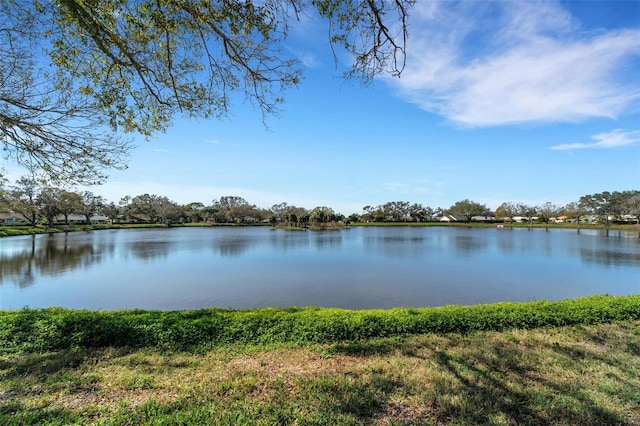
471 216 495 222
439 214 493 222
91 215 107 223
128 214 151 224
550 215 569 223
438 215 458 222
511 216 538 223
0 212 30 225
579 215 600 224
55 214 107 224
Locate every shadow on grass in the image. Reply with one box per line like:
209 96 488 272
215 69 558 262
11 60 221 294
431 346 632 425
0 348 136 410
321 337 403 357
102 371 401 425
0 401 81 424
326 328 639 425
311 374 400 420
2 324 638 425
0 348 135 378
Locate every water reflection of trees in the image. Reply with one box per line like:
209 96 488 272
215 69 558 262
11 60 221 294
209 231 310 257
363 236 430 258
0 235 115 288
314 234 343 250
580 248 640 267
496 229 557 256
453 236 487 254
127 241 172 261
212 237 252 257
363 236 424 246
268 233 310 252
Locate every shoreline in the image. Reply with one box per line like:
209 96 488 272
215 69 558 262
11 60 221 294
1 220 638 238
2 295 638 351
3 296 638 424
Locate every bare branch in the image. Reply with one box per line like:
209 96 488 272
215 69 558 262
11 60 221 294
1 0 413 183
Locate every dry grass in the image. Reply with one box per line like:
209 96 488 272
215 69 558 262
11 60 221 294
2 321 639 425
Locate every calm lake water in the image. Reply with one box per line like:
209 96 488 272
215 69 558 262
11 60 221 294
1 226 638 310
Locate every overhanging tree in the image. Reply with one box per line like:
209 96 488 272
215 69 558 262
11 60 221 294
1 0 413 184
0 170 8 210
1 1 130 184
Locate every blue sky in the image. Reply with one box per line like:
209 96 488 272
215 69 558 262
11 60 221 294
8 0 640 215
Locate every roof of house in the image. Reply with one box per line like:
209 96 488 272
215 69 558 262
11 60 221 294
0 212 29 221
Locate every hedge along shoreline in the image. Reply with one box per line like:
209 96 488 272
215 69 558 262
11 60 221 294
1 295 638 352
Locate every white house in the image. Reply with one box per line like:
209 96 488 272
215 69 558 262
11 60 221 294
55 214 107 223
471 216 495 222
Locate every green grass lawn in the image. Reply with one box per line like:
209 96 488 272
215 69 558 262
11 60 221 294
1 296 639 425
1 320 638 425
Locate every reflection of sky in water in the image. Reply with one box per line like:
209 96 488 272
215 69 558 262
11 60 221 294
0 226 638 310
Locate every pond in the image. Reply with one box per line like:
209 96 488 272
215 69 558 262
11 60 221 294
1 226 638 310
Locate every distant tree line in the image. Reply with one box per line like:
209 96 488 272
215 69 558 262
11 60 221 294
0 175 348 227
494 191 640 225
0 174 638 227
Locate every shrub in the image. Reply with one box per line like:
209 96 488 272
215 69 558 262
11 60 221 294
0 295 638 352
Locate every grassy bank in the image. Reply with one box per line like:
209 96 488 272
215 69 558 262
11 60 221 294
1 318 639 424
0 223 172 238
2 220 638 238
2 295 639 353
0 222 279 238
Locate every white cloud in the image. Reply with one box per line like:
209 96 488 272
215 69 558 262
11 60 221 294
551 129 640 150
300 52 321 69
389 1 640 126
204 139 220 145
